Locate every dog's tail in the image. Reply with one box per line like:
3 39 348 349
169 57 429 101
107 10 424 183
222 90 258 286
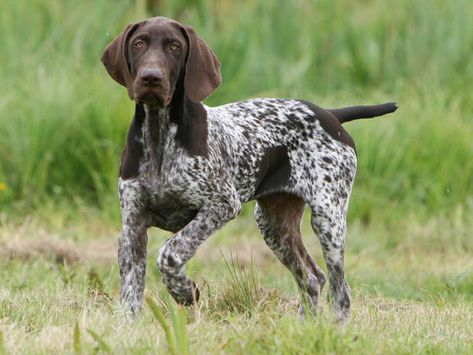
328 102 398 124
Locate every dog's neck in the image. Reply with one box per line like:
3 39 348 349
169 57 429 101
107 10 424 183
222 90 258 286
140 104 170 176
131 86 209 174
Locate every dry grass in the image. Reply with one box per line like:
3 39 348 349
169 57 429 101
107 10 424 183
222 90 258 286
0 210 472 354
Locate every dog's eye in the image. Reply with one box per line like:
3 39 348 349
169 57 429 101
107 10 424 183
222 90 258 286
169 42 180 51
134 40 145 49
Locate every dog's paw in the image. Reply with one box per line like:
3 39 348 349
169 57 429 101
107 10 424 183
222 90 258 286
169 279 200 306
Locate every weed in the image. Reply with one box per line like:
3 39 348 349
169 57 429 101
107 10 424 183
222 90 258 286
147 297 189 355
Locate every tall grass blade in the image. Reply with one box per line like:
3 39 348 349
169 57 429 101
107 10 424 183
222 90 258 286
0 331 6 355
146 297 177 355
168 304 189 355
73 321 81 354
86 329 111 354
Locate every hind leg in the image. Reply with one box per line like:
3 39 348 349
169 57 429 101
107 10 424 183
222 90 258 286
254 193 326 318
310 195 351 323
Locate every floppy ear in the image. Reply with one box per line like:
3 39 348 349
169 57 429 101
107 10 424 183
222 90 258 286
181 25 221 102
101 22 140 100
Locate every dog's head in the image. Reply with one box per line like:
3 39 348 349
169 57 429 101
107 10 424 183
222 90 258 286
101 17 221 107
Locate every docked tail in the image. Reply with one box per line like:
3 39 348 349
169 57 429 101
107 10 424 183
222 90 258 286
329 102 398 124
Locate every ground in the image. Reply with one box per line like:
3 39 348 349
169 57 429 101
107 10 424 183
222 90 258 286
0 205 471 354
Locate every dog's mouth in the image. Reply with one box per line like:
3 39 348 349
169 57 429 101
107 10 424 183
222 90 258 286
134 86 171 108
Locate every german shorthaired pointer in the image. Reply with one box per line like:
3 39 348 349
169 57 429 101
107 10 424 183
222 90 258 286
101 16 397 322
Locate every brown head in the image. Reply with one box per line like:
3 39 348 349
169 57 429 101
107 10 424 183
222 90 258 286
101 17 221 108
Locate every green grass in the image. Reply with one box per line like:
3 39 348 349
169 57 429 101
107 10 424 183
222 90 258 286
0 211 472 353
0 0 472 222
0 0 472 353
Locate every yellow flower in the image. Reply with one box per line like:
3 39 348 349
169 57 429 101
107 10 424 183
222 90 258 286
0 183 6 192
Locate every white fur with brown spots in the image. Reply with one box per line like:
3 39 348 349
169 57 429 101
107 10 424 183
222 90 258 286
102 16 398 322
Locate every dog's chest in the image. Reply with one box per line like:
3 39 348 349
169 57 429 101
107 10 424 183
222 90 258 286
142 145 206 232
119 166 201 233
119 117 206 232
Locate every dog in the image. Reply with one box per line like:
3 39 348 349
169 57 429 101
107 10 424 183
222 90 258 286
101 16 397 322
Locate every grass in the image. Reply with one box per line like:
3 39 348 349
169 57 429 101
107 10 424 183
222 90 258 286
0 0 472 353
0 209 472 353
0 0 472 222
1 207 470 354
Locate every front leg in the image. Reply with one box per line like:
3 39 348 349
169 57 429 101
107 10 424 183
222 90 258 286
118 179 149 314
157 197 241 305
118 224 148 313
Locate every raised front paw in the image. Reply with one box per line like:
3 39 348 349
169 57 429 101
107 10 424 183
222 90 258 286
164 277 200 306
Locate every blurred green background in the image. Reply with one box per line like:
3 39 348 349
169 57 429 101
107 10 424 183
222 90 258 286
0 0 472 223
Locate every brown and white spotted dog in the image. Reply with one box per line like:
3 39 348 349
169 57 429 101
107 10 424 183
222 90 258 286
101 16 397 322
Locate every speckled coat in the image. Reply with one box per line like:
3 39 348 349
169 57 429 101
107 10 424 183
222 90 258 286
101 16 397 323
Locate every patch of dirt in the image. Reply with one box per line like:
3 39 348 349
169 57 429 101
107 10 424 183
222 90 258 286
0 237 116 265
0 217 118 265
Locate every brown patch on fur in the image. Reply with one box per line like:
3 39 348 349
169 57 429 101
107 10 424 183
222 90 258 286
256 192 326 302
120 104 145 179
298 100 356 151
254 146 291 197
257 192 305 228
169 80 209 157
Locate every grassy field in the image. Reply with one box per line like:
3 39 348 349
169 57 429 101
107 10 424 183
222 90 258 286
0 0 472 353
0 212 472 353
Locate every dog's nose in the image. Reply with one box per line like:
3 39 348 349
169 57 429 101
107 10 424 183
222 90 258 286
139 68 165 86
